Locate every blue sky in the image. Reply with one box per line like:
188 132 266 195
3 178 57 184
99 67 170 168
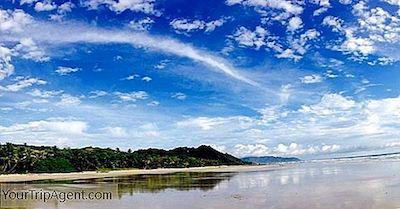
0 0 399 159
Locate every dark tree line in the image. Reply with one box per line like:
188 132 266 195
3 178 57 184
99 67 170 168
0 143 245 174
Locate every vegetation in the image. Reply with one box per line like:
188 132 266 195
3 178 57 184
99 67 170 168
32 157 76 173
0 143 246 174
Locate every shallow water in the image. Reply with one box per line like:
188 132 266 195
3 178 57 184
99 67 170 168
1 158 400 209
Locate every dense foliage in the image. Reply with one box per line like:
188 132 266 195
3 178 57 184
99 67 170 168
0 143 245 174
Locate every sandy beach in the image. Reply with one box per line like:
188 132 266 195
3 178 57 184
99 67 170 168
0 164 285 183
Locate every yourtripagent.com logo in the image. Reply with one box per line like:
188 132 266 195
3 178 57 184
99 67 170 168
2 188 112 202
0 184 116 208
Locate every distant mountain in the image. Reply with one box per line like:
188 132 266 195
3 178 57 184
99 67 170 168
241 156 301 164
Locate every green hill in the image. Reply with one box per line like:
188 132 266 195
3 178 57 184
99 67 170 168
0 143 245 174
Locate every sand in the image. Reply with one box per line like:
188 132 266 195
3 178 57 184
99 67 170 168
0 164 285 183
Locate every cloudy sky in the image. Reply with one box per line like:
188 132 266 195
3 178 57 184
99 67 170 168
0 0 399 159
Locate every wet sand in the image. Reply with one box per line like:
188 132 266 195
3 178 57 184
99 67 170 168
0 164 285 182
0 159 399 209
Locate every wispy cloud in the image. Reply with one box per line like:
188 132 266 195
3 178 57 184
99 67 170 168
0 77 46 92
1 15 258 86
55 66 80 76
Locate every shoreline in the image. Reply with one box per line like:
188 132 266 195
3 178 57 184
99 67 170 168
0 164 286 183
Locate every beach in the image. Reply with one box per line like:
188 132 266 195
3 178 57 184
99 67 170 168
0 164 285 183
1 159 398 209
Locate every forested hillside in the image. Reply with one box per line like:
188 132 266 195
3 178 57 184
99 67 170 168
0 143 245 174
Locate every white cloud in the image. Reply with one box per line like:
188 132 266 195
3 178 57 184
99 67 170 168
0 10 45 68
102 126 128 138
58 2 74 13
287 16 303 32
325 2 400 62
313 53 345 68
28 89 63 98
385 141 400 147
322 16 343 32
300 29 320 44
300 74 323 84
57 94 81 106
339 30 375 56
277 29 320 61
321 144 341 152
5 92 395 157
88 90 108 98
141 76 152 82
232 25 319 61
233 143 341 157
225 0 303 15
176 117 228 130
9 100 49 112
0 119 88 135
50 2 75 21
0 77 46 92
257 106 285 123
311 0 330 7
0 46 14 80
170 19 204 32
299 93 355 115
348 97 400 135
114 91 149 102
176 116 254 131
273 143 340 156
13 38 49 62
205 18 227 32
279 84 292 104
136 123 160 138
276 48 302 60
171 92 186 100
55 66 80 75
367 57 395 66
123 74 139 80
154 60 168 70
365 96 400 123
383 0 400 6
324 70 338 78
34 0 57 12
128 17 154 31
234 144 270 157
5 19 256 85
311 0 330 16
233 26 269 50
352 3 400 45
0 9 32 33
20 0 38 5
313 7 328 16
170 18 227 33
0 118 89 146
1 91 398 157
339 0 352 4
83 0 158 15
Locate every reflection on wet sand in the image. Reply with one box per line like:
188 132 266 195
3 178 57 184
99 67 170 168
110 172 236 196
33 172 236 194
228 161 400 209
